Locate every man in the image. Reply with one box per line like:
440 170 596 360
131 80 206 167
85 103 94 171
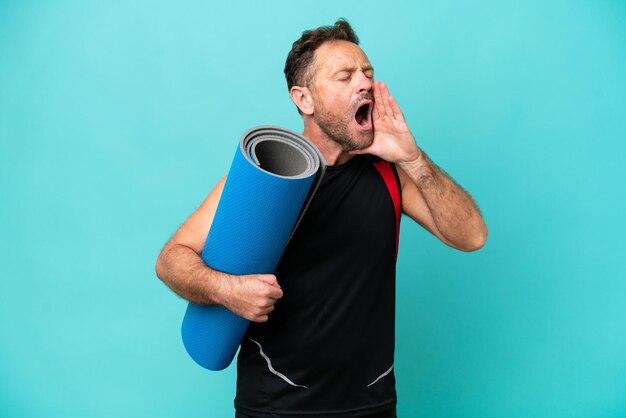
156 19 487 418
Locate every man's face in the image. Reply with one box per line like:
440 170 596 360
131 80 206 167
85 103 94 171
309 40 375 151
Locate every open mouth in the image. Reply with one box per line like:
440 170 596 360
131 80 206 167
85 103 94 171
354 102 372 128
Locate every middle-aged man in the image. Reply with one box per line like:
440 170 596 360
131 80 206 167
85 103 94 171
156 19 488 418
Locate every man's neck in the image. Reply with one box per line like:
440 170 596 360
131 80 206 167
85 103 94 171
302 123 354 166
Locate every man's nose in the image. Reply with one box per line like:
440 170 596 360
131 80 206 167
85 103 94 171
355 71 373 94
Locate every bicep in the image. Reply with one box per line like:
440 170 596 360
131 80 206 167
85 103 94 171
397 167 456 248
167 176 227 254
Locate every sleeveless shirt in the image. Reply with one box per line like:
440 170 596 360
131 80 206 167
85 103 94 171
234 154 402 417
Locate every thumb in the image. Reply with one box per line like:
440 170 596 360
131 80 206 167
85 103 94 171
349 146 374 156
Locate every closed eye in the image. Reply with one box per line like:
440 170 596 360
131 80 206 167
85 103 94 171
334 67 374 81
336 72 351 81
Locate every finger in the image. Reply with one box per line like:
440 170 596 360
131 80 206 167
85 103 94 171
380 82 393 117
373 81 385 119
257 274 281 288
252 315 269 323
256 303 275 313
349 148 369 155
388 95 405 122
349 143 377 156
267 285 284 300
248 303 275 321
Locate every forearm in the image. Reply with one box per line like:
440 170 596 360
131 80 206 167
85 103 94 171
155 243 229 306
398 152 487 250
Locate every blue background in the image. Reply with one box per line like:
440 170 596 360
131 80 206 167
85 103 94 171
1 1 625 417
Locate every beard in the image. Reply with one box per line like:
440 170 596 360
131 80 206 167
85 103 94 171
314 93 374 151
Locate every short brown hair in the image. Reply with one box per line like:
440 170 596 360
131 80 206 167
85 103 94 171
284 18 359 92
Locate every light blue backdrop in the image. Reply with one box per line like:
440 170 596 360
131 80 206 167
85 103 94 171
1 1 625 417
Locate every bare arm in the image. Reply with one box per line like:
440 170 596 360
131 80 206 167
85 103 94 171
397 153 487 251
155 176 283 322
351 80 488 251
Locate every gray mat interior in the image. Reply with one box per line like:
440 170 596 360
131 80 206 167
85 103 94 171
254 140 309 177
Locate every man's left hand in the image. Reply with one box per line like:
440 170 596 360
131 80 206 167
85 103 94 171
351 81 422 164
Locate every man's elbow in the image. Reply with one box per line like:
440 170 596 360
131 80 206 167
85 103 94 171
155 256 165 281
460 226 488 252
155 245 172 281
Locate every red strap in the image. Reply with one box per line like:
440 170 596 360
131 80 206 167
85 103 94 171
373 161 402 259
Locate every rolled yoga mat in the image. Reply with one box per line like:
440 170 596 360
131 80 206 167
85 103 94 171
181 126 326 370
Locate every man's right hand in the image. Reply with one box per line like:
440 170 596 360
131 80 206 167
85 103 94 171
156 176 284 323
220 274 283 323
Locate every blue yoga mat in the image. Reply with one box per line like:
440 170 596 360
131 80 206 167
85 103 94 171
181 126 326 370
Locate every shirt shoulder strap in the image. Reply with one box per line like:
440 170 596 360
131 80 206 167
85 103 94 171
372 160 402 259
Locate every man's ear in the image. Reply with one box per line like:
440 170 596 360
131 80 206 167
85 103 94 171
290 86 314 115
